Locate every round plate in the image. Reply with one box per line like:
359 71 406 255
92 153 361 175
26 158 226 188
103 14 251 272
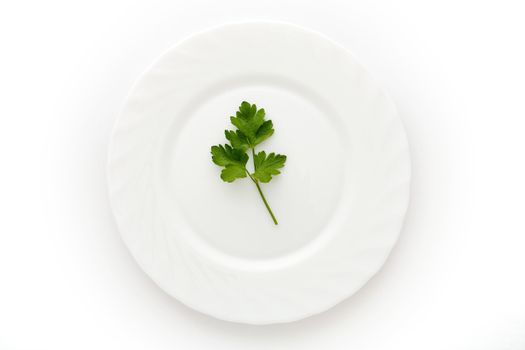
108 21 411 324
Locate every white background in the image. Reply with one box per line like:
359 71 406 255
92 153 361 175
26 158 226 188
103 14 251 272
1 0 524 349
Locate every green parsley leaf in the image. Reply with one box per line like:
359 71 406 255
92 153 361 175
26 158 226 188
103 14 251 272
224 130 250 152
211 144 249 182
254 120 274 146
211 144 248 167
253 151 287 183
229 101 274 147
210 102 287 225
220 164 247 182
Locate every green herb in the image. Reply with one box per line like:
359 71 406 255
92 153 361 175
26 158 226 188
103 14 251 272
211 101 287 225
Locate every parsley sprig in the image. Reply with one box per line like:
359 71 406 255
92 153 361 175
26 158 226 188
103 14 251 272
211 101 287 225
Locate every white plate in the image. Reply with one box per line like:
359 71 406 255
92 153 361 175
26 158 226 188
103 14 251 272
108 21 411 324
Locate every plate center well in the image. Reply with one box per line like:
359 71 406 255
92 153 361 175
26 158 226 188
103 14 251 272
162 80 346 261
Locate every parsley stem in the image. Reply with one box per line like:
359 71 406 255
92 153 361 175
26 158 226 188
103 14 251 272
249 146 278 225
253 180 278 225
